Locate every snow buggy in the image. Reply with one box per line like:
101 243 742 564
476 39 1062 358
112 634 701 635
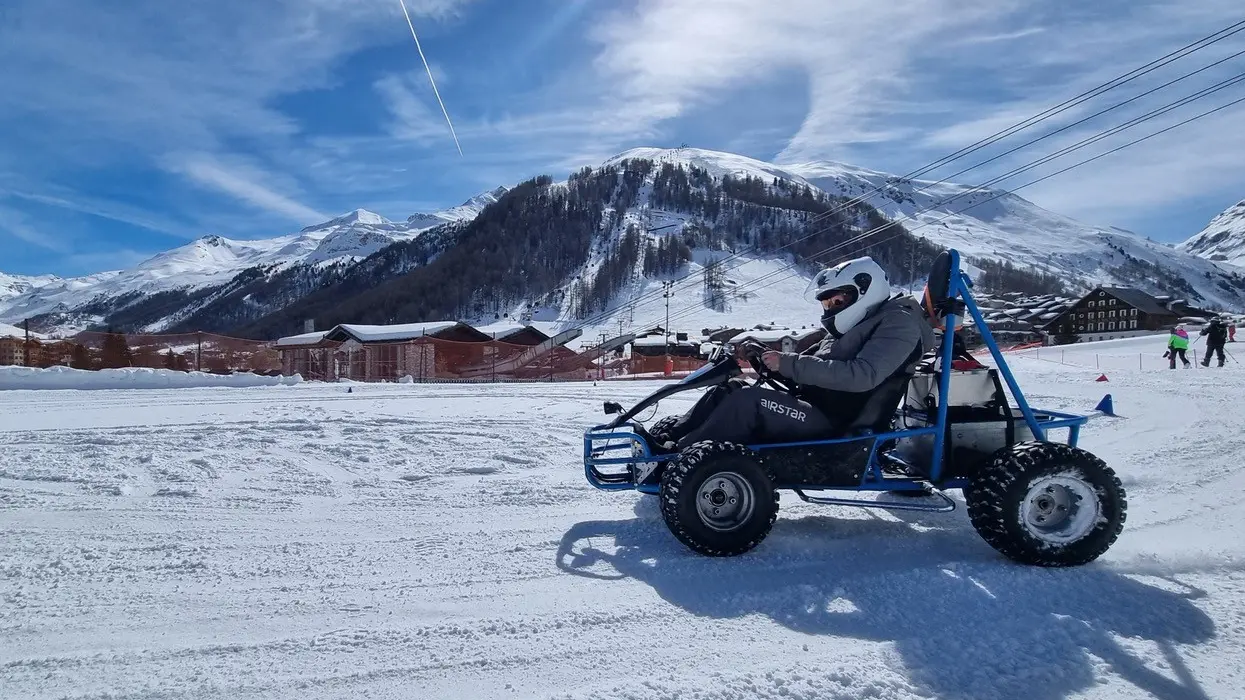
583 249 1127 565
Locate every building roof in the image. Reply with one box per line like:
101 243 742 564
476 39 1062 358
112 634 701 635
329 322 465 343
632 334 700 348
474 322 555 341
275 330 330 347
728 327 823 344
1100 287 1178 317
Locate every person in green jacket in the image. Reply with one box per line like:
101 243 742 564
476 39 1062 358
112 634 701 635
1167 325 1191 369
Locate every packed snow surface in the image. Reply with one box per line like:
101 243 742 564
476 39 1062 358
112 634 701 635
0 366 301 390
1 345 1243 698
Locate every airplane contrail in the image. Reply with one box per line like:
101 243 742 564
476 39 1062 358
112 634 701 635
397 0 463 156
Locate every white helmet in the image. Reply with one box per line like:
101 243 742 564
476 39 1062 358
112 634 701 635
804 256 890 337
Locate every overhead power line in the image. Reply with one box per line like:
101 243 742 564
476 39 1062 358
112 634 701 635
557 18 1245 335
658 90 1245 331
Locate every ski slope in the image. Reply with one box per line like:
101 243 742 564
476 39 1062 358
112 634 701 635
1179 198 1245 268
1 356 1243 699
552 254 821 349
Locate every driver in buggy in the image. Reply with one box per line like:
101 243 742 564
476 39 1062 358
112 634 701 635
647 256 935 451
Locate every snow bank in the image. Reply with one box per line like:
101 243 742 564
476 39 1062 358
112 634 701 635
0 365 302 390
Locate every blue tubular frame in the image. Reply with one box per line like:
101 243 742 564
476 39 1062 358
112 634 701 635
582 247 1090 507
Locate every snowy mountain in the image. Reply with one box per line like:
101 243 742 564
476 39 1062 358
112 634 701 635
1178 199 1245 267
0 194 497 332
598 148 1245 312
405 186 507 229
6 148 1245 339
0 271 65 305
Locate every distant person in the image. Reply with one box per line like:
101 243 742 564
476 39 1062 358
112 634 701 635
1200 317 1228 367
1229 322 1237 343
1166 325 1191 369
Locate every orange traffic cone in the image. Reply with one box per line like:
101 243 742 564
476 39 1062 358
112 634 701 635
1095 373 1109 382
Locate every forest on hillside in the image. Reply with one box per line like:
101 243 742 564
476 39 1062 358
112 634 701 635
227 159 1065 338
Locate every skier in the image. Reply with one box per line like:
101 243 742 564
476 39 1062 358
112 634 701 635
648 257 935 450
1200 316 1228 367
1229 321 1237 343
1166 324 1191 369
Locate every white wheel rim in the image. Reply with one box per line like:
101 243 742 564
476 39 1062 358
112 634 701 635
1020 475 1101 545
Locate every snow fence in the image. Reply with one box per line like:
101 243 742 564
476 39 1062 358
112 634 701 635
0 366 303 390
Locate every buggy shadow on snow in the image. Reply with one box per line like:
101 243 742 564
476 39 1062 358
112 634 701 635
583 249 1127 564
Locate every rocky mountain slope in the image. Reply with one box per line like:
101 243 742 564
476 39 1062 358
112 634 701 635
1179 199 1245 267
0 190 505 333
4 148 1244 340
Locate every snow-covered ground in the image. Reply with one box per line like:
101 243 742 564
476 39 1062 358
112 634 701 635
1010 332 1243 372
2 349 1243 699
0 366 302 390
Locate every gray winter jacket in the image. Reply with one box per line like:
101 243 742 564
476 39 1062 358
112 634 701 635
777 296 935 393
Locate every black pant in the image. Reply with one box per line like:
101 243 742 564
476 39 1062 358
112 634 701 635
1169 348 1189 368
665 380 835 449
1203 344 1225 367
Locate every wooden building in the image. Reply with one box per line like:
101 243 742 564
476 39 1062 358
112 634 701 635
276 321 581 381
0 322 48 366
1041 287 1180 343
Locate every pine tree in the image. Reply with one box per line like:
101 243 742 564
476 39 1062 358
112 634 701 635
100 329 133 369
70 344 92 370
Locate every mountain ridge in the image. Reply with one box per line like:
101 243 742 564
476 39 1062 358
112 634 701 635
1179 199 1245 267
0 193 498 331
4 148 1244 338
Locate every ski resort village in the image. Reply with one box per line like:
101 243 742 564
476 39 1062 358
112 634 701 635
4 3 1245 699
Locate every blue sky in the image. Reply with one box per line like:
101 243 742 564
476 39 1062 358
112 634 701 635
1 0 1243 277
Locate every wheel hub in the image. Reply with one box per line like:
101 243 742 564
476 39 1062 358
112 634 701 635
696 472 755 532
1021 475 1100 545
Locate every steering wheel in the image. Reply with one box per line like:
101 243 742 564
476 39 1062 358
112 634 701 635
738 341 794 393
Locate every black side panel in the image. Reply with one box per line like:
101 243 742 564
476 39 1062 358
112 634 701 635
927 252 952 306
763 440 873 487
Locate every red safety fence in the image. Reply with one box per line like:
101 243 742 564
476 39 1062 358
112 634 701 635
278 337 711 382
4 330 720 382
5 331 282 374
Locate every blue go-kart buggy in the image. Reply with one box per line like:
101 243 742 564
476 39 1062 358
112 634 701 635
583 250 1127 565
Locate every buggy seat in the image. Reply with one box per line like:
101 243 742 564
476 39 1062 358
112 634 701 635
841 252 957 436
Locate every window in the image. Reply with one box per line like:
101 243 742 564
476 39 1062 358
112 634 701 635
1078 325 1085 331
1110 310 1116 317
1100 291 1107 297
1089 301 1096 308
1097 322 1105 331
1130 320 1137 329
1132 309 1138 316
1109 321 1116 330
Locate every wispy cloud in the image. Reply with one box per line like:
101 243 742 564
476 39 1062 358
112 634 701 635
3 0 1244 277
1018 105 1245 228
63 249 153 276
586 0 1023 162
0 187 194 239
0 204 66 252
579 0 1245 236
170 156 328 224
0 0 476 243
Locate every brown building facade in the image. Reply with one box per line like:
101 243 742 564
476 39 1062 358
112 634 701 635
1042 287 1179 343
